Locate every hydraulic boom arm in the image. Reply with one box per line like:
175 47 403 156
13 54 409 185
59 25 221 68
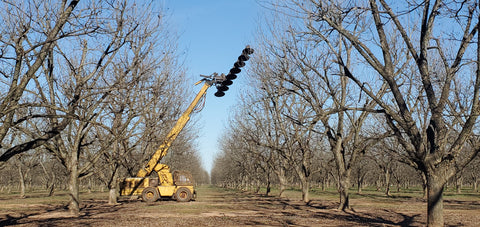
135 45 253 178
136 80 212 178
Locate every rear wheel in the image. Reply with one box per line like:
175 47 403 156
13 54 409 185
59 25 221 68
142 187 159 202
175 187 192 202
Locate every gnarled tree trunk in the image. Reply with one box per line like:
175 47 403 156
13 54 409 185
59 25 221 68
426 171 447 227
337 170 350 211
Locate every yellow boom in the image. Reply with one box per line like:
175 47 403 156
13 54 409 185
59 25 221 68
136 80 212 178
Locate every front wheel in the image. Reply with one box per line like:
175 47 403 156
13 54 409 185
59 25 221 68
175 187 192 202
142 187 159 202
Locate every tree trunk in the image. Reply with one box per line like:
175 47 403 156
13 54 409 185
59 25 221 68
426 171 446 227
108 183 118 205
48 181 55 197
357 177 362 194
338 173 350 211
68 151 80 215
243 177 248 191
40 161 56 196
375 176 381 191
87 179 92 193
455 176 462 194
421 173 428 199
255 179 261 194
265 179 271 196
298 173 310 203
293 161 311 204
302 180 310 203
108 170 119 205
385 169 391 197
276 168 288 198
108 188 117 205
18 165 26 198
322 176 327 191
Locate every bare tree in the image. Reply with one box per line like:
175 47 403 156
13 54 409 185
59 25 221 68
251 8 388 209
38 151 62 196
351 156 378 194
237 92 292 197
212 129 253 189
35 0 165 215
276 0 480 225
0 0 82 164
464 155 480 192
12 154 38 198
90 3 186 204
234 77 319 202
369 144 397 196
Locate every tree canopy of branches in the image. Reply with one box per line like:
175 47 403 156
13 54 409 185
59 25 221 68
0 0 206 215
213 1 480 226
0 0 81 163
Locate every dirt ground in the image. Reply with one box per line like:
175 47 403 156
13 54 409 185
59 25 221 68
0 186 479 226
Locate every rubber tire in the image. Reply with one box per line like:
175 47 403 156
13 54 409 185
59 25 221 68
142 187 159 202
175 187 192 202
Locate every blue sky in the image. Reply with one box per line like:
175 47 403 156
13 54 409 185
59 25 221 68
164 1 262 172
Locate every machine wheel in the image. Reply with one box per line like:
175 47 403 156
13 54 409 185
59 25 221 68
175 187 192 202
142 187 159 202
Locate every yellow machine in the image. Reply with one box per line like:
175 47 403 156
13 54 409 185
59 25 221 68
119 79 212 202
119 46 254 202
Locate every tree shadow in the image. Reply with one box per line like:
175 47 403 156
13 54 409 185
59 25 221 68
444 199 480 210
356 192 415 201
0 204 65 226
308 209 422 226
0 200 123 226
249 195 423 226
